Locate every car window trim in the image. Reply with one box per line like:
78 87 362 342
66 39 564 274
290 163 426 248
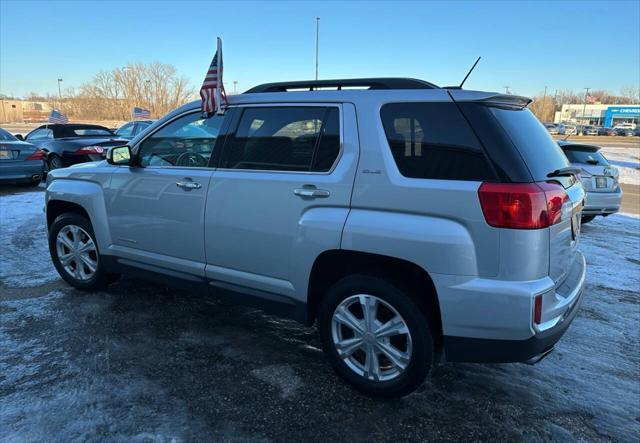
217 103 344 175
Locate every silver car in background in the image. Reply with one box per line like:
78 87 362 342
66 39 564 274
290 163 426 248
558 141 622 223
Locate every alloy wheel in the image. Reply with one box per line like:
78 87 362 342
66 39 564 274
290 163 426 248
55 225 98 281
331 294 413 382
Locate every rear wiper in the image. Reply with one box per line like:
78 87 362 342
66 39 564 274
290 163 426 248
548 166 582 178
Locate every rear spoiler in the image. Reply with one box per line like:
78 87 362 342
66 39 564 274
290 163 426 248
447 90 532 109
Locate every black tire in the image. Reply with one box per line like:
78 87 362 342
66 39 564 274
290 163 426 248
48 212 114 291
581 215 596 224
47 154 64 171
318 274 434 398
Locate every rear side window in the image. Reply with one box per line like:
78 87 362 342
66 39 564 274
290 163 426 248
489 107 569 181
380 102 495 181
222 106 340 172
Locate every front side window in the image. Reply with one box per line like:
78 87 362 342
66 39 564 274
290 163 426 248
27 128 53 140
221 106 340 172
116 123 135 137
381 102 495 181
138 113 222 167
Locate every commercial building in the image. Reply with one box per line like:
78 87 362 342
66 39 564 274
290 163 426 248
555 103 640 127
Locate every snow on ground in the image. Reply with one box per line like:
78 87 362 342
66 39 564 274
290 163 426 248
600 144 640 186
0 191 59 288
0 189 639 441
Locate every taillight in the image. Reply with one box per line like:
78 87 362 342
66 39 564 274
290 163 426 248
478 182 569 229
75 146 104 155
26 149 44 161
534 294 543 324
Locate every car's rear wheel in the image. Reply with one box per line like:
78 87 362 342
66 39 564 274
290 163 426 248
47 154 64 171
318 274 433 398
48 213 114 290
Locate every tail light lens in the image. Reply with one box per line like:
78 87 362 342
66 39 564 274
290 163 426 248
478 182 569 229
75 146 104 155
26 149 44 161
534 294 543 324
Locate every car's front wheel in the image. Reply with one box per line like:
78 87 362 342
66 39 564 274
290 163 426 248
318 274 434 398
47 154 64 171
48 213 113 290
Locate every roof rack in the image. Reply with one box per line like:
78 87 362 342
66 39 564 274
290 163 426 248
245 78 439 93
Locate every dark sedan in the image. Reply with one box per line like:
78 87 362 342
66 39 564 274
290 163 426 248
16 124 128 170
114 120 155 140
0 128 45 186
612 127 635 136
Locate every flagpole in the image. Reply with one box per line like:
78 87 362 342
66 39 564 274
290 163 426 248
215 37 222 114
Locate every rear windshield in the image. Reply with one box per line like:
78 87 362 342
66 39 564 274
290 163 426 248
489 107 569 181
73 128 113 136
0 128 16 141
563 147 609 165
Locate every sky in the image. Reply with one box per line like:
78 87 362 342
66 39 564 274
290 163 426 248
1 0 639 98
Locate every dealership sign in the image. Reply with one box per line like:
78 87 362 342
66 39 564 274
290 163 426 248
604 106 640 126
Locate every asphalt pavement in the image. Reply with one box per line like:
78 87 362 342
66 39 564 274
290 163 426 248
1 188 639 442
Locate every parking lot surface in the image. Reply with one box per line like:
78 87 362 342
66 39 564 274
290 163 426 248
1 187 639 442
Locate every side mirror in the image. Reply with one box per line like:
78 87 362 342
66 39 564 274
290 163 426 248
15 134 24 141
107 145 132 165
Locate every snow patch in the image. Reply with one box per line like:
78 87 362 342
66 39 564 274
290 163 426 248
600 145 640 186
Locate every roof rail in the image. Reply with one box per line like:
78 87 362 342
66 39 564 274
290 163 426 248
245 78 439 93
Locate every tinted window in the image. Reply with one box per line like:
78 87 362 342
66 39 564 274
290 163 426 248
116 123 135 137
27 128 53 140
138 112 222 167
563 147 609 165
490 107 569 181
0 128 16 141
380 102 495 181
222 106 340 172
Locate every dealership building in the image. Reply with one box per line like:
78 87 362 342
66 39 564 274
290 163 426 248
554 104 640 127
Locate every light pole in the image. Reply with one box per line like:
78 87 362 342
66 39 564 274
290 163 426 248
541 85 548 121
233 81 238 94
582 87 590 128
57 78 63 109
504 85 511 94
315 17 320 81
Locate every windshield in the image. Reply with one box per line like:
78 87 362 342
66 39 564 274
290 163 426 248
563 148 609 166
0 128 17 141
490 107 569 181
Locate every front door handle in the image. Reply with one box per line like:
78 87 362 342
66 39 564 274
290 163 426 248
176 179 202 191
294 187 330 198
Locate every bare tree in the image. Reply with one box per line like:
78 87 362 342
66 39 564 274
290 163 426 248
529 92 557 122
53 62 193 121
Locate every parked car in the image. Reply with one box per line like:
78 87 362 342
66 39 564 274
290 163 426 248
0 127 44 186
544 123 559 134
45 78 586 398
558 141 622 223
613 122 637 130
596 127 613 136
613 127 635 136
16 124 127 171
580 125 598 136
115 120 155 140
564 124 579 135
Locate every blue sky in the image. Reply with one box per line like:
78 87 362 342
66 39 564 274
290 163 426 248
1 0 639 98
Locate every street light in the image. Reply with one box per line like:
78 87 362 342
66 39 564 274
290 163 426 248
233 81 238 94
57 78 63 108
582 87 590 129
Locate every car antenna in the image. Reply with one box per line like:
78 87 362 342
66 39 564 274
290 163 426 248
459 56 481 89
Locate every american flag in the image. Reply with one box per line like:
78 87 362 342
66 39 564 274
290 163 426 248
132 107 151 119
200 37 228 114
49 109 68 124
586 94 596 104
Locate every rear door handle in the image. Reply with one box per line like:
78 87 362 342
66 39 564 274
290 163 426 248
294 188 330 198
176 179 202 191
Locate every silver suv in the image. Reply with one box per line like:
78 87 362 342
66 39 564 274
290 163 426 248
45 78 586 398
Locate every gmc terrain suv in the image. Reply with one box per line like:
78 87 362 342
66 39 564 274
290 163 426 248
45 78 586 398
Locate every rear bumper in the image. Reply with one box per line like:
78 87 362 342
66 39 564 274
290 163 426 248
439 252 586 363
0 161 45 182
582 187 622 215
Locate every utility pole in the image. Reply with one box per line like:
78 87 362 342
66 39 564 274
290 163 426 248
57 78 63 109
541 85 548 122
233 81 238 94
582 87 590 128
315 17 320 81
504 85 511 94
